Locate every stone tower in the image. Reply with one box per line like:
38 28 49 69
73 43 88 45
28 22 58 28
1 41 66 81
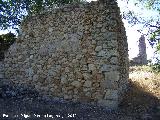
130 35 147 65
138 35 147 64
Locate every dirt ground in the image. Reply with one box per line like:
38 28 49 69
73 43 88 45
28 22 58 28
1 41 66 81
0 66 160 120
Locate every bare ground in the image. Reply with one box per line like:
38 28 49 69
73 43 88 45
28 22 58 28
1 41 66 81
0 66 160 120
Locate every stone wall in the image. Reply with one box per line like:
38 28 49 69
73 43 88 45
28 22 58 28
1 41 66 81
4 0 129 109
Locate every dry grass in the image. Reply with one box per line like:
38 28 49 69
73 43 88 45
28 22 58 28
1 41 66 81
129 65 160 98
120 65 160 119
129 65 153 73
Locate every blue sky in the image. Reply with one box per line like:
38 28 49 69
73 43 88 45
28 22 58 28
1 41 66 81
0 0 159 62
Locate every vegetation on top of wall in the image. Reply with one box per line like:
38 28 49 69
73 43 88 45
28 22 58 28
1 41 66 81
0 32 16 60
0 0 86 30
0 32 16 51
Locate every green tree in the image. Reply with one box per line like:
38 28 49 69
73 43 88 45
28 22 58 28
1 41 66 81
0 0 85 30
122 0 160 70
0 32 16 50
123 0 159 48
138 0 159 48
0 32 16 60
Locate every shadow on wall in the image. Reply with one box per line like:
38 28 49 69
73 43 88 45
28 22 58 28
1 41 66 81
119 79 160 119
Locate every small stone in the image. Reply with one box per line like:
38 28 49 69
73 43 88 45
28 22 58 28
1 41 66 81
64 95 69 99
71 81 81 88
36 65 40 70
82 65 88 71
97 50 105 57
110 57 118 64
48 58 53 64
48 27 53 32
50 88 55 92
97 23 102 28
82 49 87 53
90 52 96 55
101 27 106 32
93 83 100 87
18 55 23 59
65 67 70 73
95 46 102 52
83 88 90 92
83 80 92 87
76 72 83 79
66 86 74 91
25 35 29 39
64 94 72 100
47 65 52 68
102 43 108 49
61 76 67 84
96 73 103 81
72 59 78 64
82 73 91 80
85 92 91 97
76 54 82 60
30 55 34 59
109 49 119 56
33 74 38 81
74 89 78 94
92 40 96 45
92 92 103 100
88 64 96 71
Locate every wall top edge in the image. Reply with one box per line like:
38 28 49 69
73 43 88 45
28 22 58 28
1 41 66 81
21 0 119 25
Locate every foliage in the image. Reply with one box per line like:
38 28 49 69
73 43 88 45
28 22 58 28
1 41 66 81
0 0 85 30
151 63 160 72
122 0 159 45
0 32 16 51
122 0 160 71
140 0 160 72
149 58 160 72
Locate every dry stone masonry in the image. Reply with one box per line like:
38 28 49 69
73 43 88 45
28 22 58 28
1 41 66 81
4 0 129 109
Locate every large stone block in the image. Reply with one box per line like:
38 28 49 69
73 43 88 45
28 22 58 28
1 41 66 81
104 89 118 100
104 71 119 81
98 99 118 109
100 71 120 89
100 64 118 72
